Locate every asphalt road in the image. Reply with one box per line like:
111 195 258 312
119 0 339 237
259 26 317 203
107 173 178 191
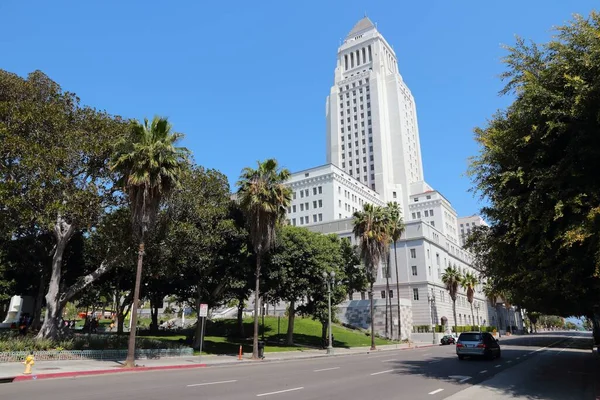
0 332 596 399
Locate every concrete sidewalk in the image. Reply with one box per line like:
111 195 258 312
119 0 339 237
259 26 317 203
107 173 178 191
0 342 435 382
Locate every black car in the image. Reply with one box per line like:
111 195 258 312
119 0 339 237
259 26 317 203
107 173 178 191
440 335 456 345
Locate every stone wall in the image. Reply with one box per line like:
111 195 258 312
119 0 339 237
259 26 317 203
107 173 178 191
336 299 412 341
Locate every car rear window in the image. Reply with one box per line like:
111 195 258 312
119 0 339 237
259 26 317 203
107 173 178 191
459 333 482 341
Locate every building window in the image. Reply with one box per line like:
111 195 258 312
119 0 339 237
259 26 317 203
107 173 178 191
431 221 435 227
417 211 421 218
436 253 440 265
412 213 416 219
428 266 432 276
361 292 366 300
424 210 429 217
292 205 296 213
430 209 434 216
414 197 419 202
393 191 397 199
300 204 304 211
410 249 416 258
305 189 309 197
318 186 322 194
313 201 317 209
413 288 419 301
426 195 431 199
381 290 386 299
389 290 393 299
292 218 296 226
300 191 304 198
318 199 323 207
411 265 417 276
313 187 317 195
313 214 317 223
318 213 323 222
293 192 297 200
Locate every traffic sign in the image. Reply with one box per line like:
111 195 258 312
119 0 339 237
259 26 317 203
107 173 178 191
199 303 209 317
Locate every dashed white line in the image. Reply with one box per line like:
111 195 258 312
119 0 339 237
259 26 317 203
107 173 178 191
371 369 395 376
314 367 340 372
429 388 444 395
256 387 304 397
507 360 512 363
187 380 238 387
495 364 502 368
423 353 431 356
517 357 521 360
480 370 488 374
381 359 398 363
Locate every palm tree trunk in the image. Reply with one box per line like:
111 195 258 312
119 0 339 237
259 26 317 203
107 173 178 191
252 255 261 359
385 263 390 339
393 243 402 341
470 303 475 329
125 241 145 368
369 282 376 350
452 299 458 334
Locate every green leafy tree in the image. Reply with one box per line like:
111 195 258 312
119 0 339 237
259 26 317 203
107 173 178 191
385 202 405 340
339 238 368 299
460 272 479 327
236 159 292 359
111 116 188 367
442 266 462 331
467 12 600 344
352 203 387 350
0 70 130 339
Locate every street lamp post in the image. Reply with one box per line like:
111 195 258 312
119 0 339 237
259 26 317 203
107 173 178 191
323 271 336 355
475 303 481 331
427 292 436 344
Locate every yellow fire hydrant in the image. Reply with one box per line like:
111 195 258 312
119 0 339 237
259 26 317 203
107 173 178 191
22 352 35 375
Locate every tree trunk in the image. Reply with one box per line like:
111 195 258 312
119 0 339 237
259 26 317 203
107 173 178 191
125 241 145 368
369 282 376 350
237 297 245 338
384 258 391 339
31 271 46 331
193 287 203 350
452 299 458 333
285 300 295 345
393 242 402 341
150 299 159 334
252 255 261 359
37 218 75 340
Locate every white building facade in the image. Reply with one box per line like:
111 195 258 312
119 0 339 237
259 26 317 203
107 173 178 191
279 17 521 338
458 215 488 246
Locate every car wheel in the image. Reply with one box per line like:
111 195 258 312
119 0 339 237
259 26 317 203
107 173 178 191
458 355 465 360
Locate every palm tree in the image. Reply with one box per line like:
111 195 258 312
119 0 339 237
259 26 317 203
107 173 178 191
111 116 188 368
237 159 291 359
483 281 500 328
461 272 479 328
386 202 405 341
441 265 462 333
353 203 387 350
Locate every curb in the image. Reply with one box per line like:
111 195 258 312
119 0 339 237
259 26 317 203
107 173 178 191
9 363 207 382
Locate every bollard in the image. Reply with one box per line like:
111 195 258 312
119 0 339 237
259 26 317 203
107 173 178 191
238 345 243 360
22 352 35 375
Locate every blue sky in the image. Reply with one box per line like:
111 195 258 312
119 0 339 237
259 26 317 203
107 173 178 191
1 1 597 216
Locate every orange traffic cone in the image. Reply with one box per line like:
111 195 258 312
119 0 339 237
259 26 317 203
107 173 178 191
238 345 243 360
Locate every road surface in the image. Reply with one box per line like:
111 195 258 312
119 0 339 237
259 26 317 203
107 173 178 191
0 332 596 399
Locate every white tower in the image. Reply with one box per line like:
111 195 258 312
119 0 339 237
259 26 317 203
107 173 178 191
326 17 424 216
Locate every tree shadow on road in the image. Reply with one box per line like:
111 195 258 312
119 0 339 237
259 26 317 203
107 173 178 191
388 333 598 400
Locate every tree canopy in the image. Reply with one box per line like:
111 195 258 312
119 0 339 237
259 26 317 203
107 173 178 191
467 12 600 320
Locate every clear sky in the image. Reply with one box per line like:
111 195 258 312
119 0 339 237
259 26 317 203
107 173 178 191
1 1 597 217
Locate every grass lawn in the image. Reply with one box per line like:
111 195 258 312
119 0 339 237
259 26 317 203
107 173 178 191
141 316 394 355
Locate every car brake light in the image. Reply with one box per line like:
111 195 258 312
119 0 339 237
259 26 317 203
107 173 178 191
456 343 464 348
477 343 486 348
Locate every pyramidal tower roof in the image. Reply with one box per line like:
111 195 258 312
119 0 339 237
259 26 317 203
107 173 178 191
346 17 375 39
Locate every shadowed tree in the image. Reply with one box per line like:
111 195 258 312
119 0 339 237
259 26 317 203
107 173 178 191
111 116 188 368
442 266 462 332
236 159 291 359
352 203 387 350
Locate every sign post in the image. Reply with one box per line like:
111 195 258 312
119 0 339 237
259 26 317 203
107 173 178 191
199 304 208 362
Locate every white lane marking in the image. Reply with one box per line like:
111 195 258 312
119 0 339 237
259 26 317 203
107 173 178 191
423 353 431 356
480 370 488 374
256 387 304 397
495 364 502 368
371 369 395 376
507 360 512 363
314 367 340 372
381 359 398 362
187 380 237 387
517 357 521 360
449 375 471 383
429 389 444 395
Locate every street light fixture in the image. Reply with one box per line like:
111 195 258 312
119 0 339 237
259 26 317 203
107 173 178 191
474 303 481 331
427 292 436 344
323 270 336 355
